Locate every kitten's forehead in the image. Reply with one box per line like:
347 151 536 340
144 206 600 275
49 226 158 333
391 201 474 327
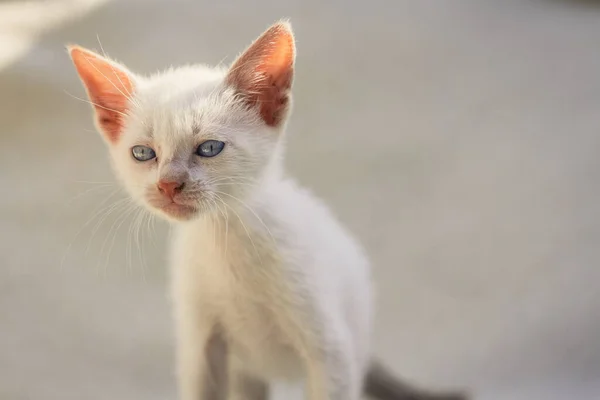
133 65 231 140
140 67 224 110
142 65 226 102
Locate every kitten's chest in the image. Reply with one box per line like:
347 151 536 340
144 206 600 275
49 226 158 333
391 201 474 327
173 219 300 375
195 244 288 344
199 253 300 378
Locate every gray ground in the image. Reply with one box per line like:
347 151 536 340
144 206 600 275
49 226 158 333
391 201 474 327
1 0 600 399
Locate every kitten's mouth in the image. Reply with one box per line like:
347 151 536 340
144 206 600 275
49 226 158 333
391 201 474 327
158 202 197 220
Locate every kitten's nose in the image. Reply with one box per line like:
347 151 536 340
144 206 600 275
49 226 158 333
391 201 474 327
157 180 185 199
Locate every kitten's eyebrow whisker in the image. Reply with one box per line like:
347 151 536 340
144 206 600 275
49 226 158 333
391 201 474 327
96 34 107 58
80 53 143 115
64 90 130 118
81 53 131 101
95 34 140 110
214 55 230 70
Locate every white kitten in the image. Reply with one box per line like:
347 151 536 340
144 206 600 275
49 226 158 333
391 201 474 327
69 21 466 400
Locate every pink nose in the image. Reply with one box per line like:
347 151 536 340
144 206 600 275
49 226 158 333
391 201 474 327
157 180 185 199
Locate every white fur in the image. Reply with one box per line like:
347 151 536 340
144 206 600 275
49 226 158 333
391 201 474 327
91 38 373 400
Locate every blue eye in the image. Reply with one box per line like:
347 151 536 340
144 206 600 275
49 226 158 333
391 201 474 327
196 140 225 158
131 145 156 161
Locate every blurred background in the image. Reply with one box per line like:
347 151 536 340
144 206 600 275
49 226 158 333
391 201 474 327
1 0 600 399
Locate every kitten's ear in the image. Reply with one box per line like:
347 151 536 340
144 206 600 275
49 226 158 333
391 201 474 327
226 21 295 127
68 46 135 143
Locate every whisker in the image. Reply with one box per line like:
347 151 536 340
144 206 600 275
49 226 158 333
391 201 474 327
60 188 122 270
85 196 131 255
204 175 260 185
98 202 137 277
214 193 263 267
64 90 130 118
96 34 141 109
126 206 138 277
150 214 157 244
135 209 148 282
210 202 217 252
66 184 113 205
214 190 276 245
80 52 137 107
73 180 117 184
212 197 229 258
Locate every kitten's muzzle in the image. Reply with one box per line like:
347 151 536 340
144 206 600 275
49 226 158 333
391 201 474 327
157 180 185 200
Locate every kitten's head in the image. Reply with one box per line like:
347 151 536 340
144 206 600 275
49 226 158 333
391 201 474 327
69 22 295 221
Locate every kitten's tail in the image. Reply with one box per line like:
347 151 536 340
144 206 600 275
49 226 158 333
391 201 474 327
363 359 469 400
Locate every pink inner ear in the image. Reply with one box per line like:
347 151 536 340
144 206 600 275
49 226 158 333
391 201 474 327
69 46 134 143
226 22 295 127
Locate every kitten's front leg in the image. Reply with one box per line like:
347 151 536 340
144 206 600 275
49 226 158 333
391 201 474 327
229 370 268 400
304 345 359 400
297 322 359 400
175 302 228 400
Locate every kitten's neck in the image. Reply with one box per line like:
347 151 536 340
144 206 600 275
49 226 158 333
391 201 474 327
188 183 280 268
